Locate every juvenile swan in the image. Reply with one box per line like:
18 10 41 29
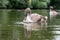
23 8 47 23
49 6 58 21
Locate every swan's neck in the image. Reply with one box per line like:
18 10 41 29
24 13 33 22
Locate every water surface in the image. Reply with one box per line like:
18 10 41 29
0 9 60 40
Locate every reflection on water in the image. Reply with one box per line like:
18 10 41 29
0 10 60 40
23 22 47 38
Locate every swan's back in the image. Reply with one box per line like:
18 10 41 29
31 13 42 22
50 10 57 16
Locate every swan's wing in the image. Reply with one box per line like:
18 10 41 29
31 13 42 22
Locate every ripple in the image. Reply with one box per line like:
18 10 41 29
52 31 60 35
15 22 24 24
49 25 60 28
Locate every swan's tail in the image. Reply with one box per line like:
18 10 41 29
45 16 48 21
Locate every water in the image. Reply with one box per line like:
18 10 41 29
0 9 60 40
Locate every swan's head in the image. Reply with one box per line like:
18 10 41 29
50 6 54 10
25 8 31 14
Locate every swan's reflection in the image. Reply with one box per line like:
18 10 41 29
23 22 47 38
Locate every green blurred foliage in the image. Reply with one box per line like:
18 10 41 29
0 0 50 9
0 0 9 8
7 0 27 9
31 0 40 8
31 0 50 8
